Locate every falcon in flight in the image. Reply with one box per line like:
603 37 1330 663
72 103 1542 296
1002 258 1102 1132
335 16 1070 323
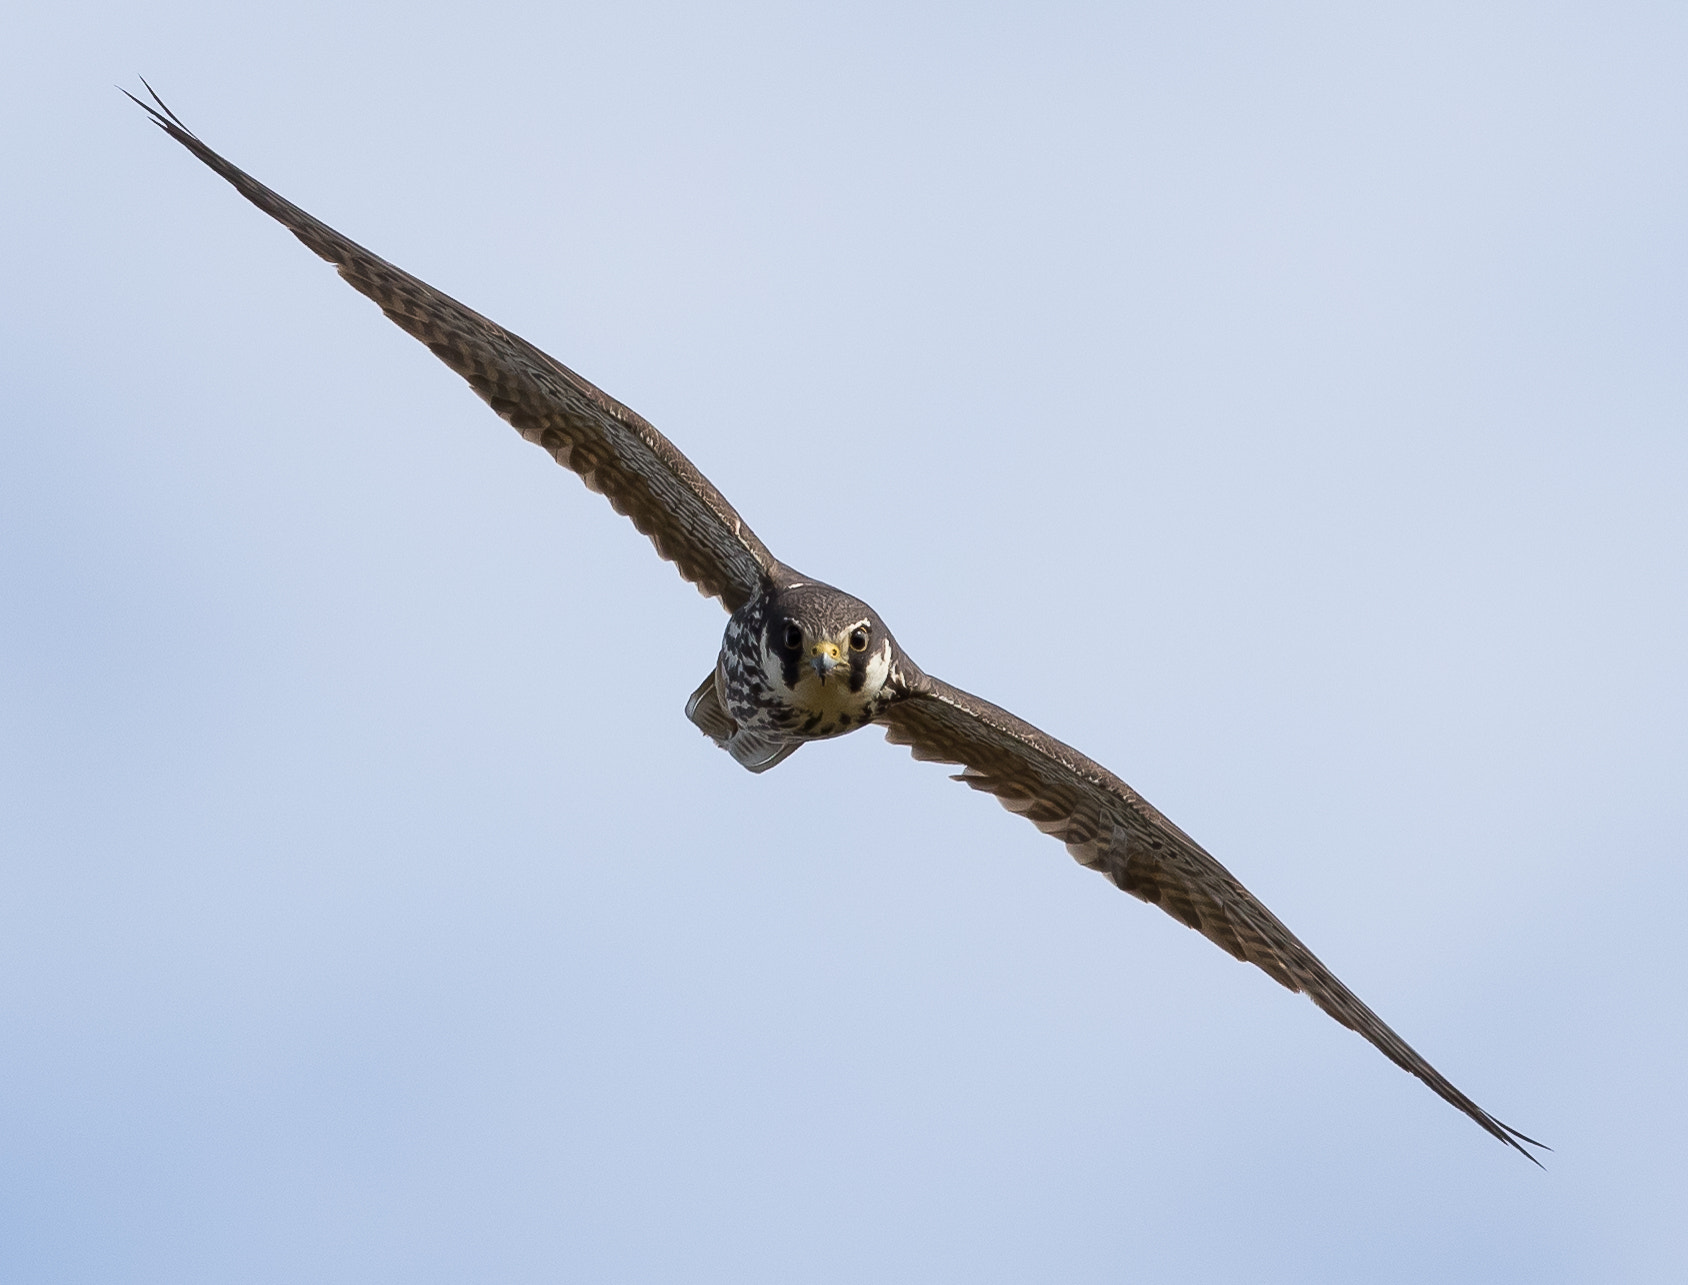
130 85 1543 1162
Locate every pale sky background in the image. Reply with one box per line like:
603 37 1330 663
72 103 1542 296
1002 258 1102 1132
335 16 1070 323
3 3 1685 1281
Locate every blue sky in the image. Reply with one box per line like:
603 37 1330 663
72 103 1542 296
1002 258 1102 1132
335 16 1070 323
3 3 1685 1280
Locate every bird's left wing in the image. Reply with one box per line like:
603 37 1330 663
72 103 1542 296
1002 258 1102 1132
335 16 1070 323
128 85 777 612
877 676 1544 1162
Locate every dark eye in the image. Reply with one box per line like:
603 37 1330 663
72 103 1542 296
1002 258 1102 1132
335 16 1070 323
783 622 803 651
849 626 870 652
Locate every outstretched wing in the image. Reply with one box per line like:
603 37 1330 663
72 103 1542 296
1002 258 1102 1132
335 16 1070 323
878 676 1545 1162
128 84 777 611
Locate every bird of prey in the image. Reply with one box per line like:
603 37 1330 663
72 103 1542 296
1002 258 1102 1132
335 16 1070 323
129 84 1543 1163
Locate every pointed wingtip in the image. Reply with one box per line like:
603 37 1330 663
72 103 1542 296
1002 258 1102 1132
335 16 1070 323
120 78 198 140
1496 1120 1550 1168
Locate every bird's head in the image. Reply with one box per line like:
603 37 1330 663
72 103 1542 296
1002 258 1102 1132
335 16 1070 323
759 580 897 732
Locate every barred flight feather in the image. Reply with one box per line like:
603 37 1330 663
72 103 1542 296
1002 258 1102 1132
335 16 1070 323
877 675 1543 1162
127 86 777 613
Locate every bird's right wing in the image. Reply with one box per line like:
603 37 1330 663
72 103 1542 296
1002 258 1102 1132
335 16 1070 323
129 84 777 611
878 676 1544 1162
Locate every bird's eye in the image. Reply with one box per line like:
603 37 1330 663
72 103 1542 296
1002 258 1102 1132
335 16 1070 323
783 622 803 651
849 626 870 652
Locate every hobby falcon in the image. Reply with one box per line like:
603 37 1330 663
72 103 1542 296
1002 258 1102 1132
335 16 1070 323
130 85 1543 1163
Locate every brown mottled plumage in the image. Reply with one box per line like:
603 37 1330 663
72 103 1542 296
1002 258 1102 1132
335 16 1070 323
130 83 1543 1163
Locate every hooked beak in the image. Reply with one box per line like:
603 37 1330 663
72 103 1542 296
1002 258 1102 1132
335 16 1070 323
809 642 842 681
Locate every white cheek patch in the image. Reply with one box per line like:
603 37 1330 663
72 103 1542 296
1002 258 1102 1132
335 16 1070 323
863 643 892 695
750 634 894 736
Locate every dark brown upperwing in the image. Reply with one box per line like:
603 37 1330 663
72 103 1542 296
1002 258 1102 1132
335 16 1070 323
878 676 1544 1162
129 85 776 612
